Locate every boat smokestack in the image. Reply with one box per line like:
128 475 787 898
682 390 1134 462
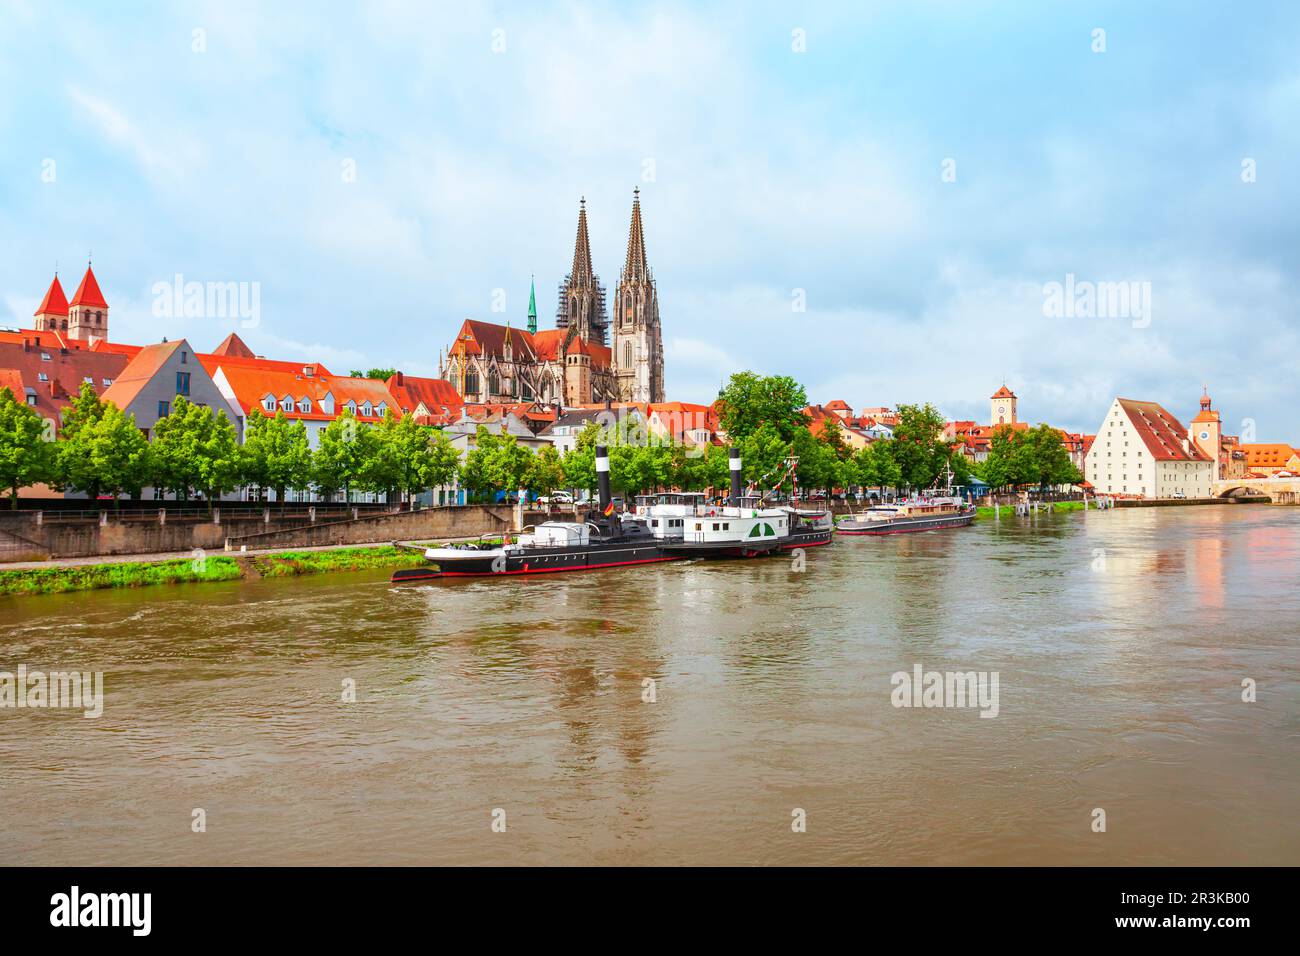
729 447 743 505
596 444 612 513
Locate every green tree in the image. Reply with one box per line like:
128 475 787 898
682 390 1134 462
791 427 840 495
151 397 238 504
241 409 312 505
313 410 367 502
739 422 790 491
350 367 398 381
527 444 565 497
0 387 53 508
1023 424 1083 489
717 371 809 444
54 383 110 500
559 422 601 496
363 411 461 506
91 405 152 503
890 403 951 490
852 439 902 494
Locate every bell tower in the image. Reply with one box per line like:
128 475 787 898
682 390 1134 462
67 262 109 345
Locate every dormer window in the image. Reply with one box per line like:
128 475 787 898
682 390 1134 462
298 397 312 413
280 396 294 412
361 401 373 416
375 402 386 415
263 395 276 412
346 400 357 415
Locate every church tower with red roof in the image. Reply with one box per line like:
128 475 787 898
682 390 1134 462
33 274 70 334
67 263 109 345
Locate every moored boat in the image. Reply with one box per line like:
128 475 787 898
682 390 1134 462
391 445 677 581
835 494 975 536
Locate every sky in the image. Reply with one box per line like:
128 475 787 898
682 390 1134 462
1 0 1297 438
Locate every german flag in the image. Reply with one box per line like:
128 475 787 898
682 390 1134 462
603 501 615 516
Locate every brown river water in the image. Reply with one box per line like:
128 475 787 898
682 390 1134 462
2 505 1297 866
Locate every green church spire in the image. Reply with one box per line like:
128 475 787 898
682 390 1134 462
527 274 537 334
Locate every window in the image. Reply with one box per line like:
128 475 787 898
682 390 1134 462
263 396 276 412
37 372 48 383
176 371 191 395
158 400 170 418
298 397 312 413
83 376 93 384
102 378 112 386
181 351 187 364
281 396 294 412
362 401 373 416
40 352 50 362
346 400 357 414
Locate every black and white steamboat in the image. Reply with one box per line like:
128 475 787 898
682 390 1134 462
391 445 676 582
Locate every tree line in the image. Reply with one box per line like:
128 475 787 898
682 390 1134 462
0 372 1083 509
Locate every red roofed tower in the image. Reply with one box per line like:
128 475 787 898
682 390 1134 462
68 263 109 344
33 275 70 334
990 384 1017 426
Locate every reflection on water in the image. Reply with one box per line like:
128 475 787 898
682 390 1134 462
1 505 1297 865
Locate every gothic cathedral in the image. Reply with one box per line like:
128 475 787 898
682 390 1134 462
439 191 665 407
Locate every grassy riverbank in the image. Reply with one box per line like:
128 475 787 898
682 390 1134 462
976 501 1087 519
0 545 427 597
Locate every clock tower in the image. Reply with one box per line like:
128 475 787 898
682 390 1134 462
1189 387 1222 479
990 385 1017 426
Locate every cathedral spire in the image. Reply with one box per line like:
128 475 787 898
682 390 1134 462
556 196 607 344
622 187 650 282
571 197 595 286
527 275 537 334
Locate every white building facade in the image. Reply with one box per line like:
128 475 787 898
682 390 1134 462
1084 398 1214 499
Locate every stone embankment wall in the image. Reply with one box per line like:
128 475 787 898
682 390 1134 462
0 505 520 561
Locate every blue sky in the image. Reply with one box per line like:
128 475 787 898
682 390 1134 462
2 1 1297 437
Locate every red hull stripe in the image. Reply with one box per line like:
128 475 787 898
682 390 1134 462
394 555 681 581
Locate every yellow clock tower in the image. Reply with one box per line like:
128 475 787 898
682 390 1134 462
990 385 1017 426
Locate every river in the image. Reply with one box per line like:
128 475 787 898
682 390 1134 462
2 504 1297 865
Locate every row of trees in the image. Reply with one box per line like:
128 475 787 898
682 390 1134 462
0 371 1084 509
0 384 462 509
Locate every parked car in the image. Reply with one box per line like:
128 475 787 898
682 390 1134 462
538 492 574 506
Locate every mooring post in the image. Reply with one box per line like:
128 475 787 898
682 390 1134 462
35 510 43 526
100 510 108 527
158 508 166 526
263 507 270 524
309 506 316 524
213 507 221 526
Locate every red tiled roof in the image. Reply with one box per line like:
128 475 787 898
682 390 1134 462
35 276 69 317
386 371 464 418
0 328 78 350
991 385 1016 399
215 363 397 423
101 340 185 410
69 265 108 309
211 332 256 358
1116 398 1210 462
0 340 129 430
1239 443 1300 470
89 339 142 358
